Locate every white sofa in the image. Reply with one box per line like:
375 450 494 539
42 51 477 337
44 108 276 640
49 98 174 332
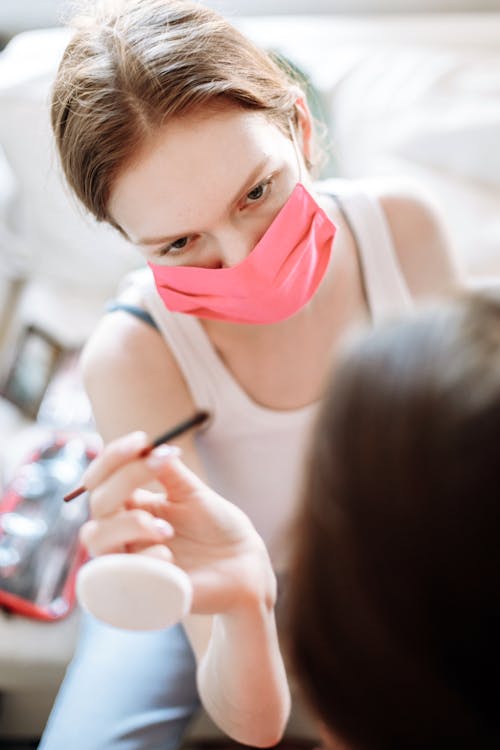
0 7 500 742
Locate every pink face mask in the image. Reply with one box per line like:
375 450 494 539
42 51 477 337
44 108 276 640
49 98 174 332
148 183 336 325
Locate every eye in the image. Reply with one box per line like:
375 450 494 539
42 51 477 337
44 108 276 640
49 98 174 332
243 177 273 206
157 236 190 257
247 184 265 201
170 237 188 250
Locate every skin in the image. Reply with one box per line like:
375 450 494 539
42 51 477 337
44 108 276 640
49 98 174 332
79 100 461 744
80 436 289 747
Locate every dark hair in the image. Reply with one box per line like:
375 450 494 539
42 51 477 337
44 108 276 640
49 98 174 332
287 292 500 749
51 0 317 228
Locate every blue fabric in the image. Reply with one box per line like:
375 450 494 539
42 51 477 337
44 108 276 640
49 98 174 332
39 614 200 750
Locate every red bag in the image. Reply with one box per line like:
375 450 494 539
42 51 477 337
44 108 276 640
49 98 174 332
0 434 97 620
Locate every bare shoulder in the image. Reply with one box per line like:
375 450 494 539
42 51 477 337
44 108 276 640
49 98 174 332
372 180 463 299
80 309 194 443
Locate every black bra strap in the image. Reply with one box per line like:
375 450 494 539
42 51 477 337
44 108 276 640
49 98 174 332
105 301 159 330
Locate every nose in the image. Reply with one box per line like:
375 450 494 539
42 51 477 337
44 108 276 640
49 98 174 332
213 224 257 269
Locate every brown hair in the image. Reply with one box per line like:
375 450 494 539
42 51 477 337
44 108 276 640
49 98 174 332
287 292 500 749
51 0 312 229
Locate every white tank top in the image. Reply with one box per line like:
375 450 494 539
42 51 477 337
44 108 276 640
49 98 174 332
138 186 413 568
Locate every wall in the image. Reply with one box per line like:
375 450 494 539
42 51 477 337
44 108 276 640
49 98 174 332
1 0 500 37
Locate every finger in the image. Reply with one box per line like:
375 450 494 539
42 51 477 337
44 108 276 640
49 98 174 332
82 431 150 491
145 449 210 502
123 540 163 554
80 509 174 557
124 489 170 520
128 489 168 505
138 544 174 563
89 458 163 518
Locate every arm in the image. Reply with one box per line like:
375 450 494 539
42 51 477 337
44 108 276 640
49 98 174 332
81 441 291 746
196 602 290 747
80 308 203 458
80 313 290 745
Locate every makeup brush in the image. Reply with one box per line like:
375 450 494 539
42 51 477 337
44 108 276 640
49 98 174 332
63 411 209 502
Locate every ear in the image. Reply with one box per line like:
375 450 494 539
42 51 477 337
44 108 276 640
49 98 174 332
294 95 313 164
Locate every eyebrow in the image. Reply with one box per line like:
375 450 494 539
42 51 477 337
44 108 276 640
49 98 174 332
136 156 273 246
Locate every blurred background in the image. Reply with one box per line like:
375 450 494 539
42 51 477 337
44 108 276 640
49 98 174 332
0 0 499 746
2 0 500 38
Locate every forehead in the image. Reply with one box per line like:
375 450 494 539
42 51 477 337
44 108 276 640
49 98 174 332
109 106 292 242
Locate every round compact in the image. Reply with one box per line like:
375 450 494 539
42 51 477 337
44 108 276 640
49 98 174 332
76 554 193 631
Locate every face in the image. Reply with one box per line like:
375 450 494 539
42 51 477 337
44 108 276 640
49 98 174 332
109 105 309 269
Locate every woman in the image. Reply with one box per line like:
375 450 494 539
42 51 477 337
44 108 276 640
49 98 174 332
287 291 500 749
40 0 459 748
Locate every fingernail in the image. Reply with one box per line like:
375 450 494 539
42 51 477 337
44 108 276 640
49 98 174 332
127 431 149 451
153 518 173 538
146 445 182 469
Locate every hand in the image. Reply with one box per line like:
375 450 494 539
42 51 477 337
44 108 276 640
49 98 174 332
79 432 276 616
